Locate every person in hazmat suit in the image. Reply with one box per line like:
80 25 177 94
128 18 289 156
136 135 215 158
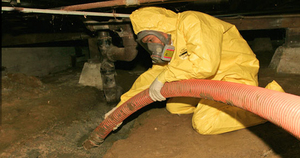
106 7 284 134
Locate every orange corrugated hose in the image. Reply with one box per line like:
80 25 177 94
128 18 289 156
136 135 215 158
83 79 300 149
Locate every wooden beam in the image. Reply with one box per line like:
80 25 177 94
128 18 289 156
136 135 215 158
220 14 300 30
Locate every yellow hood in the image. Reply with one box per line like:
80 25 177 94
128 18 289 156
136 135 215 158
129 7 177 35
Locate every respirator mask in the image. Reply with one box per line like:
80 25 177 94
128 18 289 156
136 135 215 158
136 30 175 64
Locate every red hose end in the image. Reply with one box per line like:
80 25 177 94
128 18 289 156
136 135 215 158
82 139 98 150
82 132 104 150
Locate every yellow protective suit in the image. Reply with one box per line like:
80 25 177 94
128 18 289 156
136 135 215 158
116 7 284 135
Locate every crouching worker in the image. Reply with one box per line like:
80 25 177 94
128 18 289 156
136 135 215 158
107 7 284 135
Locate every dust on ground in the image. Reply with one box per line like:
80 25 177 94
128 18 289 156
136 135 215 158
1 64 300 157
0 65 140 157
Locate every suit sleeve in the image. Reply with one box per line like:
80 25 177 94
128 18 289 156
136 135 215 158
157 13 223 83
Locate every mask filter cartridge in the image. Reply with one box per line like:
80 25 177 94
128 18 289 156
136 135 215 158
161 45 175 61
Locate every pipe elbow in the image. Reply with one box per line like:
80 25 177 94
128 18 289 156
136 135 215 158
119 35 138 62
122 35 138 47
107 45 138 62
107 23 138 62
123 45 138 62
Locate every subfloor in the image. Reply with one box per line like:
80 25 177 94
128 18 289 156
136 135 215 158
1 61 300 157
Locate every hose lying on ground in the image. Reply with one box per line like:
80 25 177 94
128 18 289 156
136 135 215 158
82 79 300 149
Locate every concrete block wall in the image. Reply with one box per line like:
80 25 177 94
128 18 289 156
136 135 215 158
2 47 80 77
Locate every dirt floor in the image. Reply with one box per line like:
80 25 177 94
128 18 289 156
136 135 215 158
1 53 300 157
